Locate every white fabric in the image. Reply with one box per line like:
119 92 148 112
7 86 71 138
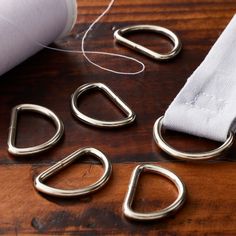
163 15 236 142
0 0 145 76
0 0 76 76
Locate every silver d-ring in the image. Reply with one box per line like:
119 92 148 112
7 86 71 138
153 116 235 161
8 104 64 156
71 83 136 128
114 25 181 60
34 147 112 197
123 164 186 221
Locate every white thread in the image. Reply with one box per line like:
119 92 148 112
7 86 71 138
0 0 145 75
199 92 227 104
184 92 226 114
80 0 145 75
184 102 218 114
186 92 227 107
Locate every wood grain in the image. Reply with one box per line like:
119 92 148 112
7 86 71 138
1 163 236 235
1 0 236 235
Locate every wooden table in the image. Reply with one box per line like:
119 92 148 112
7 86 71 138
1 0 236 235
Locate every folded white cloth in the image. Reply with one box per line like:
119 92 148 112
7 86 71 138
163 15 236 142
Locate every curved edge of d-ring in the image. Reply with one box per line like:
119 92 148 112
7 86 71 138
34 147 112 197
123 164 186 221
114 25 182 61
71 83 136 128
153 116 234 161
7 104 64 156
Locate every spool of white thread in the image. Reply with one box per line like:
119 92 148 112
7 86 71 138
0 0 77 76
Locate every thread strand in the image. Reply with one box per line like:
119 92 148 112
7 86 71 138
0 0 145 75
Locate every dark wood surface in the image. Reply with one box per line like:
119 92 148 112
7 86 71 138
1 0 236 235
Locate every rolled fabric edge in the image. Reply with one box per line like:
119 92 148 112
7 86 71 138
58 0 78 38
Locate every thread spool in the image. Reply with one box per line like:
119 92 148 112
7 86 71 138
0 0 77 76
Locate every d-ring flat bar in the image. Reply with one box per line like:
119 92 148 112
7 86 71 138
8 104 64 156
34 147 112 197
153 116 234 161
114 25 182 60
71 83 136 128
123 164 186 221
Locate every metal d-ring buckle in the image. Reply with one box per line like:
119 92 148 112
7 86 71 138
8 104 64 156
114 25 182 61
123 164 186 221
34 147 112 197
153 116 235 161
71 83 136 128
